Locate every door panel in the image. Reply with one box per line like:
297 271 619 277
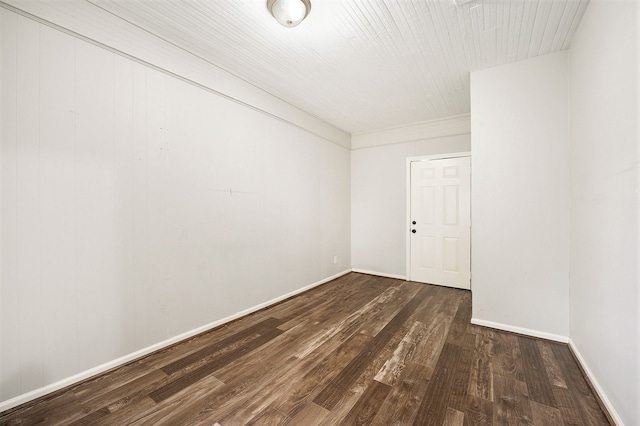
410 157 470 290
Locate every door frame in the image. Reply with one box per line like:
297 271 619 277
405 152 471 283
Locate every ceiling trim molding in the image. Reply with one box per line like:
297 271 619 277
351 114 471 150
0 1 351 149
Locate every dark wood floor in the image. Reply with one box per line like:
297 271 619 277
1 273 610 425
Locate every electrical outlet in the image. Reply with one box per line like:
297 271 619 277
333 256 338 264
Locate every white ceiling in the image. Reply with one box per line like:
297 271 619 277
31 0 591 134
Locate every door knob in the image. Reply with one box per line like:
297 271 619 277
411 229 416 233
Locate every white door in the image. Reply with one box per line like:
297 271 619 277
409 157 470 290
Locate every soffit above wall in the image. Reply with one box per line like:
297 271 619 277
0 0 352 147
2 0 589 136
352 114 471 150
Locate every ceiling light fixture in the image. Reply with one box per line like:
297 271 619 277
267 0 311 28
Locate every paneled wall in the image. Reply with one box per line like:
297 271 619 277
0 9 350 403
470 51 570 340
568 1 639 424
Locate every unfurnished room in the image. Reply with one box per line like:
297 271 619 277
0 0 638 425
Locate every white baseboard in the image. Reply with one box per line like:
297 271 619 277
351 268 407 280
0 269 351 413
470 318 569 343
568 339 624 426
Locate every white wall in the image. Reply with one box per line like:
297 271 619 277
351 131 470 277
470 51 570 340
568 1 639 424
0 9 350 405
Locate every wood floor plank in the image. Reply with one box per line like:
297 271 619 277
308 291 423 424
355 282 423 337
268 272 365 318
213 331 343 426
272 279 394 361
464 395 494 425
492 375 534 425
172 363 287 425
313 286 431 410
192 326 352 424
518 336 558 408
491 331 525 382
274 274 388 330
245 406 291 426
435 286 464 317
270 332 372 418
348 321 410 401
413 342 465 426
445 407 466 426
552 387 586 426
0 273 612 426
125 374 225 426
149 327 283 403
292 284 410 359
161 317 283 375
0 392 86 426
530 400 565 426
446 292 472 347
374 320 425 386
286 402 329 426
468 332 494 402
447 344 473 413
77 369 168 419
370 361 432 426
341 380 390 425
550 344 610 425
67 325 235 405
463 409 493 426
213 298 387 423
412 312 454 369
68 407 110 426
536 341 568 389
210 286 406 423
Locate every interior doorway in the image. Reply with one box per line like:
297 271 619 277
407 154 471 290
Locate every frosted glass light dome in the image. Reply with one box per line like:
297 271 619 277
268 0 311 28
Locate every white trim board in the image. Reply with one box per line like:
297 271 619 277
470 318 569 343
568 340 624 426
350 268 407 281
0 270 351 413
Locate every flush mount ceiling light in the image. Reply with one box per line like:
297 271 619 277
267 0 311 28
